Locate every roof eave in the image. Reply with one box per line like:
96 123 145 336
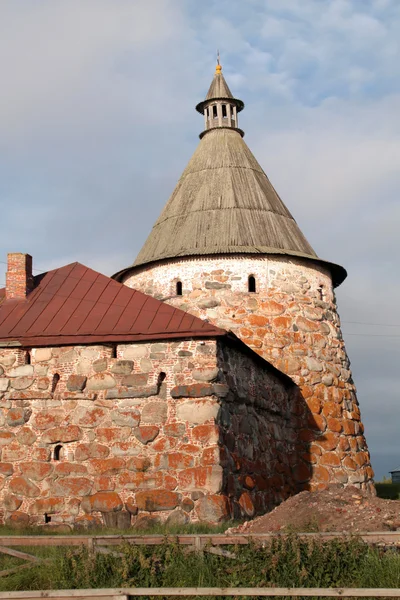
113 249 347 288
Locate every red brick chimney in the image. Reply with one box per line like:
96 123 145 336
5 253 34 300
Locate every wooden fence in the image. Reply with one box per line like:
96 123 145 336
2 587 400 599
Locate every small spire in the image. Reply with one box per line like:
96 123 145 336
215 50 222 73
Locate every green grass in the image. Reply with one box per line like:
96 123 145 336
0 536 400 592
375 482 400 500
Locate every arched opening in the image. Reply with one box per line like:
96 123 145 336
51 373 60 393
212 105 217 119
318 284 325 301
53 444 63 461
222 104 227 118
231 105 235 121
176 281 183 296
248 275 256 293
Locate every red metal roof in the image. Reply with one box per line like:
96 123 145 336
0 262 225 347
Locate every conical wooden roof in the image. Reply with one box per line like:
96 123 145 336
115 68 346 287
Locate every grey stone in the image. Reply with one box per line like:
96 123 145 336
191 491 204 501
106 386 158 399
0 366 3 376
0 379 9 392
140 359 153 372
151 343 167 352
150 353 165 360
34 348 52 362
166 508 189 526
8 365 34 378
123 346 148 359
122 373 149 387
176 400 219 424
306 357 323 372
0 354 16 367
205 281 231 290
192 368 219 382
111 408 140 427
281 282 300 294
141 402 168 424
86 374 116 390
81 347 101 359
197 298 220 309
322 374 334 386
178 351 192 357
10 377 34 390
111 360 134 375
93 358 108 373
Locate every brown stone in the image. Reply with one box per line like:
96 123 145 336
192 424 219 444
322 402 342 418
125 497 138 515
30 497 65 514
55 463 88 477
53 477 93 497
165 452 194 469
308 414 326 432
42 425 82 444
171 384 214 399
327 417 342 433
343 420 357 435
3 494 22 511
0 431 15 446
122 373 149 387
111 360 134 375
67 375 87 392
238 491 255 517
133 425 159 444
178 466 222 493
319 452 341 467
88 457 125 475
316 432 339 451
94 475 114 491
305 397 321 414
343 456 357 470
135 490 179 511
196 494 230 522
75 443 110 461
6 407 32 427
111 408 140 427
5 511 30 528
82 491 123 513
201 447 220 466
0 462 13 476
86 373 116 390
33 410 64 430
164 422 186 437
181 497 195 512
312 465 330 483
20 462 53 481
9 476 40 497
96 427 131 443
73 406 107 428
18 427 37 445
296 317 320 332
126 457 151 472
260 300 285 315
141 402 168 424
118 471 163 490
10 377 34 390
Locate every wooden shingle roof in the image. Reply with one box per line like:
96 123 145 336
115 69 346 287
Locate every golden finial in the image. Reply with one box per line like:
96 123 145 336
215 49 222 73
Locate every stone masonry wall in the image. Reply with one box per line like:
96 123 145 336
124 254 374 492
0 337 294 528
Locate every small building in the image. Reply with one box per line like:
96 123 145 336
390 467 400 484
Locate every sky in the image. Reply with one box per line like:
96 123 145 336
0 0 399 479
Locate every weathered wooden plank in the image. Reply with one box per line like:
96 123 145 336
0 546 42 562
0 531 398 550
3 587 400 598
0 559 50 578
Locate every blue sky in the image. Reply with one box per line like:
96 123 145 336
0 0 399 478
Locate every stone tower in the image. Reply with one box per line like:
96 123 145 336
115 61 373 492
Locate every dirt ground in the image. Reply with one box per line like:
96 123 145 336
228 485 400 533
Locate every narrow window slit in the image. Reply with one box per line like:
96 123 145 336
25 350 31 365
176 281 182 296
111 345 117 358
213 105 217 118
53 445 62 461
157 372 166 394
248 275 256 293
51 373 60 393
44 514 51 523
